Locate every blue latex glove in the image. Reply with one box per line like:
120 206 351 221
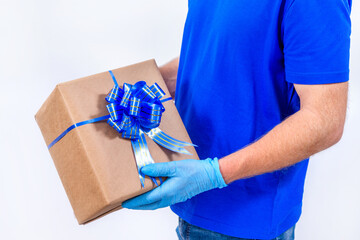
122 158 227 210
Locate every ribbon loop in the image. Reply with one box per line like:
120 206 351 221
132 81 157 102
150 83 166 99
139 102 162 129
129 97 141 117
106 103 123 121
106 85 124 103
107 117 123 134
119 83 132 108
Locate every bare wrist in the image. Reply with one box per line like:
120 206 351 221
218 157 237 184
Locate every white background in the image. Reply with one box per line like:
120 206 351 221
0 1 359 239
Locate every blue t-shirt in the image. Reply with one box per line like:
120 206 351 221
171 0 351 239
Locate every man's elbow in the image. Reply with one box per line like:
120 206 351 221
309 108 346 150
324 119 345 147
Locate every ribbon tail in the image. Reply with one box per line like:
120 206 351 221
131 131 161 188
131 139 145 187
144 127 195 155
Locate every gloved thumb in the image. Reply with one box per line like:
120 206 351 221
141 162 176 177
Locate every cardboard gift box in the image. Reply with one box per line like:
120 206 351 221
35 59 198 224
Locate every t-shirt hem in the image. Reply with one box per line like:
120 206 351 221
285 70 349 85
170 203 302 240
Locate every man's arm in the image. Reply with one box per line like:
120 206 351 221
159 57 179 99
122 82 348 210
219 82 348 183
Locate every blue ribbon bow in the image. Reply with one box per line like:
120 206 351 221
48 70 195 188
106 80 165 140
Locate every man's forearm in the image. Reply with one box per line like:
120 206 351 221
219 83 348 184
219 109 342 183
159 57 179 98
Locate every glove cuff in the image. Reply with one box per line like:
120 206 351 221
209 157 228 189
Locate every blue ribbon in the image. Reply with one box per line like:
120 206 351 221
47 115 110 149
48 71 195 188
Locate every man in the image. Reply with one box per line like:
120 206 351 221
122 0 352 239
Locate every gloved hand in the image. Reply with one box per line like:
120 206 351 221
122 158 227 210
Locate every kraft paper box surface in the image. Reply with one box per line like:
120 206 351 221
35 59 198 224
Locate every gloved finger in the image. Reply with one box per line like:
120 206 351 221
122 187 162 209
123 200 164 210
141 162 177 177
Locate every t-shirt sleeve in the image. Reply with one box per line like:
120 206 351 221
282 0 352 84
